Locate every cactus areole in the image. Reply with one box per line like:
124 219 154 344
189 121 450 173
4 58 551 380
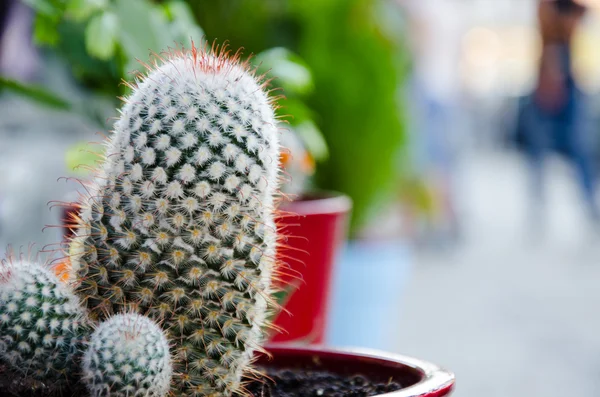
69 44 282 396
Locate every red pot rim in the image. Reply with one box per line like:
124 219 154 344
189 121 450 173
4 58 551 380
262 344 455 397
280 191 352 216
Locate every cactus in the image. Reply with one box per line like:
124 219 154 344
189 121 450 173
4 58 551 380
83 313 172 397
69 43 281 396
0 254 90 388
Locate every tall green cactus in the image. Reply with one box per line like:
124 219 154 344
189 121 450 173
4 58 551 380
83 313 172 397
0 255 90 388
69 44 281 396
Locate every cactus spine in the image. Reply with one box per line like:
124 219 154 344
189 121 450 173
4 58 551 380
70 44 281 396
83 313 172 397
0 255 90 387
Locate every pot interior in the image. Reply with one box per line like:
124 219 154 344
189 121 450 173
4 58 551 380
258 346 423 389
279 191 352 216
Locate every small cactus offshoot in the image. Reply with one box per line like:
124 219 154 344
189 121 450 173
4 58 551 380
69 43 282 396
83 313 172 397
0 254 90 388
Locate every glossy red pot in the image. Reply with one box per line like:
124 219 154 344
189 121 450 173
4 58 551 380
271 193 351 343
261 345 455 397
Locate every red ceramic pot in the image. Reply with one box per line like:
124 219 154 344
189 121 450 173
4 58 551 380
61 203 80 241
271 192 352 344
261 345 455 397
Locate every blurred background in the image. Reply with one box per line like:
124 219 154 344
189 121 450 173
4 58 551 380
2 0 600 395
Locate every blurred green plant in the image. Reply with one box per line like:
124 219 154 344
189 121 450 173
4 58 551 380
291 0 409 231
20 0 407 234
16 0 324 191
0 77 70 109
253 47 328 163
192 0 410 233
26 0 204 100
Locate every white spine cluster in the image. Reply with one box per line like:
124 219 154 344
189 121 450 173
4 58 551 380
0 258 89 387
83 313 172 397
70 45 281 396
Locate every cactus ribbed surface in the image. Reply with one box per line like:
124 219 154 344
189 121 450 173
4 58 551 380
0 256 89 387
83 313 172 397
70 45 281 396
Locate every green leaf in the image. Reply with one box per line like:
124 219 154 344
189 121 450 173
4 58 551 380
293 121 328 162
115 0 205 74
85 11 119 60
255 48 313 96
65 142 104 176
281 98 313 125
114 0 161 72
0 77 71 110
164 1 205 46
149 7 176 52
66 0 109 22
33 13 60 46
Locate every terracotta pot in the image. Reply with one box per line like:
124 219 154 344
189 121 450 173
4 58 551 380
261 345 455 397
271 192 352 344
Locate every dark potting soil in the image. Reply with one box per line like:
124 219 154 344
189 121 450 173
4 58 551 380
0 366 87 397
0 366 404 397
239 368 403 397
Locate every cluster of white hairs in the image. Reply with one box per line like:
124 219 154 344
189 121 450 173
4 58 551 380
0 255 90 387
69 43 283 396
83 313 172 397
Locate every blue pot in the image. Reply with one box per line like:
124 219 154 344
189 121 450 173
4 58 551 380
326 239 413 350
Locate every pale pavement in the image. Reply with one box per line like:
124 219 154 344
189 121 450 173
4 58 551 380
394 150 600 396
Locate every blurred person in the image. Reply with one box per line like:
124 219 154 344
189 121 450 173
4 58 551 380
516 0 598 228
